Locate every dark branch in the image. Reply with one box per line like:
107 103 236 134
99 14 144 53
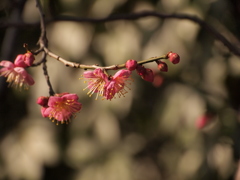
1 11 240 56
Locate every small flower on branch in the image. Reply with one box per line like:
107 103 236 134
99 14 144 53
125 59 137 71
156 61 168 72
81 68 133 100
37 93 82 125
0 60 34 89
167 52 180 64
81 68 109 100
14 52 35 67
136 65 154 82
0 52 35 89
104 69 132 100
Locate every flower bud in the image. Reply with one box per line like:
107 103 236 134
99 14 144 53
14 54 27 67
156 61 168 72
136 65 146 76
142 68 154 82
37 96 49 107
125 59 137 71
167 52 180 64
24 52 35 66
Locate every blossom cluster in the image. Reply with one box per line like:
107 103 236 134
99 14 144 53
0 51 180 124
81 52 180 101
82 68 132 100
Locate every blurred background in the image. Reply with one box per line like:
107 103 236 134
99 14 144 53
1 0 240 179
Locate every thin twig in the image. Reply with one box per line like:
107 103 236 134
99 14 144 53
42 52 55 95
35 0 54 95
43 46 168 70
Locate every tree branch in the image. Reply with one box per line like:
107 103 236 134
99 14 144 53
1 11 240 56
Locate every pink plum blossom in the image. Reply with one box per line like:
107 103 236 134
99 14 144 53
37 93 82 124
0 60 34 89
82 68 108 100
104 69 132 100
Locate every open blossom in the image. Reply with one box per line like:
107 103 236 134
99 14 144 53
82 68 108 100
37 93 82 124
0 60 34 89
81 68 132 100
104 69 132 100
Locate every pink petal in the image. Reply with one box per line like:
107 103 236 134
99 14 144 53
24 52 35 66
62 93 79 101
14 54 27 68
0 61 15 68
41 107 49 117
48 96 62 107
14 67 35 85
83 71 95 78
113 70 131 79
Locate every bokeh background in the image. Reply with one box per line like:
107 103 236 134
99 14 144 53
1 0 240 179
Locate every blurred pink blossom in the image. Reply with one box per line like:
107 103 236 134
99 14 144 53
0 60 34 89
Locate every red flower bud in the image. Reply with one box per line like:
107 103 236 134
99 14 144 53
167 52 180 64
156 61 168 72
125 59 137 71
136 65 147 76
142 68 154 82
136 65 154 82
14 52 35 67
37 96 49 107
14 54 27 67
24 52 35 66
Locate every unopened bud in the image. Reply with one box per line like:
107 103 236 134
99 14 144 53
14 54 27 67
136 65 146 76
167 52 180 64
24 52 35 66
125 59 137 71
37 96 49 107
143 68 154 82
156 61 168 72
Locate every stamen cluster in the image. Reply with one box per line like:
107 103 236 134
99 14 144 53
82 69 132 100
